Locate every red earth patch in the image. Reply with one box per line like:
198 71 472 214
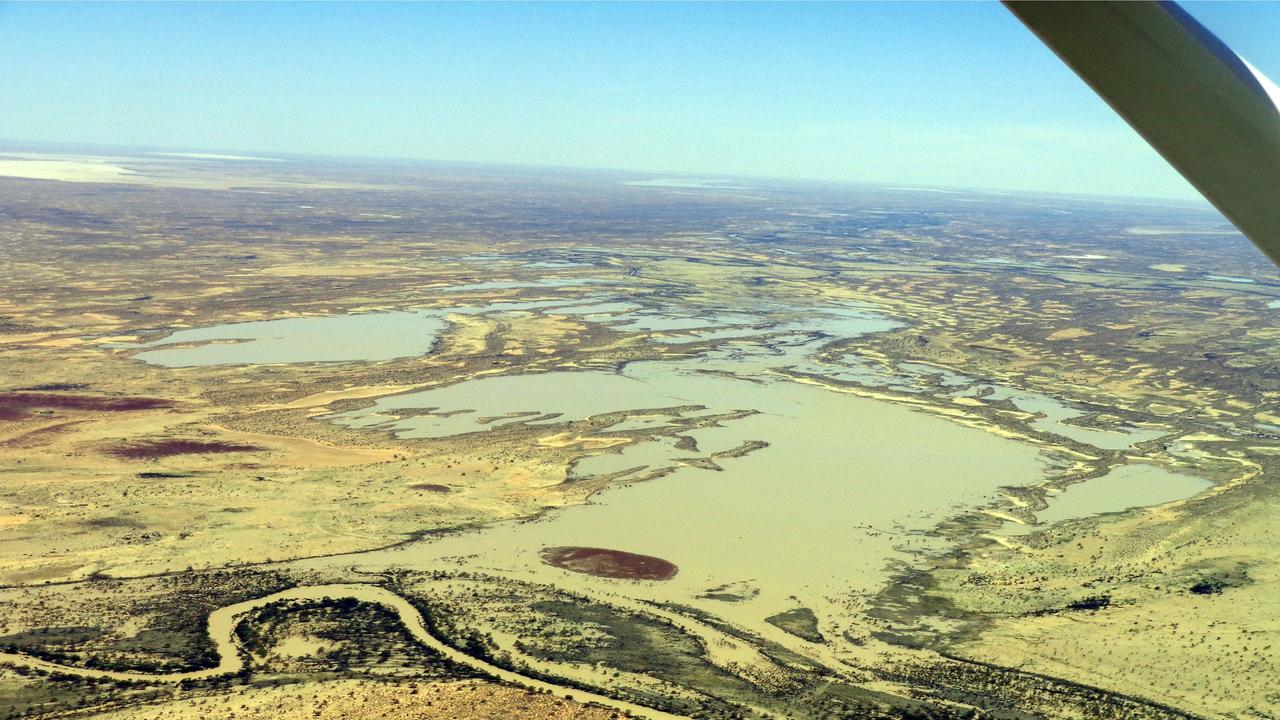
539 546 678 581
0 393 172 422
105 439 263 459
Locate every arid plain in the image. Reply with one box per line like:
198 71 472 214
0 149 1276 719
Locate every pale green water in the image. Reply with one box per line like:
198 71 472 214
216 294 1206 644
120 289 896 368
330 370 709 438
313 300 1052 631
978 386 1168 450
127 312 448 367
316 361 1211 640
792 352 916 390
797 357 1170 451
1005 464 1211 533
311 360 1053 635
118 299 590 367
570 435 697 479
330 305 903 437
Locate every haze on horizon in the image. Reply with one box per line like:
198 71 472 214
1 1 1279 201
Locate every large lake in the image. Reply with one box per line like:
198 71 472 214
118 290 1210 641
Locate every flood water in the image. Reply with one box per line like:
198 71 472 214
977 386 1169 450
117 298 589 367
310 359 1053 633
315 355 1209 640
125 311 449 367
117 286 1210 637
1005 464 1212 533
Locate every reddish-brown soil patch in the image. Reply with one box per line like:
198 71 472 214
0 393 172 422
539 546 678 581
408 483 452 493
0 420 86 448
105 439 263 459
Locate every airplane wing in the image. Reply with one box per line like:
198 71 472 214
1004 0 1280 268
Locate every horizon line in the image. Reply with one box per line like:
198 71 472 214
0 135 1217 210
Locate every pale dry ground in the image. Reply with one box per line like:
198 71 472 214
0 159 136 183
0 304 644 584
0 392 599 583
0 154 375 190
82 680 621 720
937 473 1280 719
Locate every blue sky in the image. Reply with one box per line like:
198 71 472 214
1 1 1277 200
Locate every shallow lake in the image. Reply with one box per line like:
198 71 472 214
125 312 449 367
979 386 1169 450
314 353 1055 636
117 299 587 367
329 305 904 437
138 293 1210 645
1005 464 1212 533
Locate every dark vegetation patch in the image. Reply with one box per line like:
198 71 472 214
0 321 47 335
1187 566 1251 596
697 590 752 602
764 607 826 644
883 653 1200 720
0 569 297 674
1189 580 1222 595
696 581 759 603
1066 595 1111 612
522 595 953 719
409 574 923 718
540 546 677 581
654 600 829 674
1187 572 1251 595
0 393 171 422
407 483 452 493
135 471 192 479
0 669 164 720
80 517 144 530
522 598 754 717
234 597 471 680
105 439 263 459
0 627 100 647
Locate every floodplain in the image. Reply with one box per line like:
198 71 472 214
0 149 1277 719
